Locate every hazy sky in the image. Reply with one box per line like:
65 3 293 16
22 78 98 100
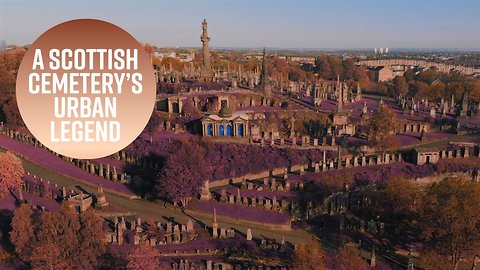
1 0 479 49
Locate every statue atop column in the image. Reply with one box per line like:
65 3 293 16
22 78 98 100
200 19 213 81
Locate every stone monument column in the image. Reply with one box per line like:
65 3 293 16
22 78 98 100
201 19 211 72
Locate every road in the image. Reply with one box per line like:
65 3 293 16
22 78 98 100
16 152 314 244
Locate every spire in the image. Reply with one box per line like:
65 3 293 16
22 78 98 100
259 47 271 98
337 90 343 113
458 86 469 116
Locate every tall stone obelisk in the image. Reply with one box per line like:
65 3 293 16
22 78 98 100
258 48 272 99
200 19 213 81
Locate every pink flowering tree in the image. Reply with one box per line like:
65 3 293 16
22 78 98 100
126 244 162 270
0 152 24 197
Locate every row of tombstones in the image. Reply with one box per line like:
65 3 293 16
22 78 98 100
71 159 131 184
211 227 236 239
240 178 295 192
310 152 403 173
328 191 370 214
0 126 136 184
259 136 326 148
338 214 385 235
218 192 290 212
169 260 290 270
268 152 404 183
260 238 288 252
109 217 196 246
21 178 57 200
22 172 78 201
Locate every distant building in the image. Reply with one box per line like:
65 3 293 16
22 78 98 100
155 51 176 59
154 50 195 62
178 51 195 62
286 56 316 64
369 66 394 82
0 40 6 52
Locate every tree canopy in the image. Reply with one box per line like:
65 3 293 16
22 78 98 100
155 141 210 206
292 243 326 270
10 203 106 270
0 152 24 197
419 176 480 269
366 105 398 152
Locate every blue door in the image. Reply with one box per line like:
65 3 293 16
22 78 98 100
238 124 244 136
218 125 224 136
226 125 233 136
207 124 213 136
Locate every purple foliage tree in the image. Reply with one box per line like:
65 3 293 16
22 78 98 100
155 142 210 207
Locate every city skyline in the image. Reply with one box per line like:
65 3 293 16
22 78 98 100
1 0 480 50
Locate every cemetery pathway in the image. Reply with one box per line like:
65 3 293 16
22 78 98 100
0 135 136 197
16 152 315 245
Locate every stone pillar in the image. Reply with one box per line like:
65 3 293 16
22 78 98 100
112 167 118 181
90 163 95 175
322 150 327 171
345 157 350 168
99 163 104 178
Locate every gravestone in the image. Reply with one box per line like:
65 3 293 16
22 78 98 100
186 219 194 233
246 228 253 240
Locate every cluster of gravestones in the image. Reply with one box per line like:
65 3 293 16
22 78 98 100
217 188 290 213
18 173 93 212
338 214 385 235
159 120 183 133
259 135 326 148
297 152 402 178
211 226 236 239
169 260 291 270
21 174 58 200
240 177 299 192
107 217 196 246
73 159 133 184
260 237 288 253
329 189 369 213
398 95 479 118
169 259 198 270
22 172 82 201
